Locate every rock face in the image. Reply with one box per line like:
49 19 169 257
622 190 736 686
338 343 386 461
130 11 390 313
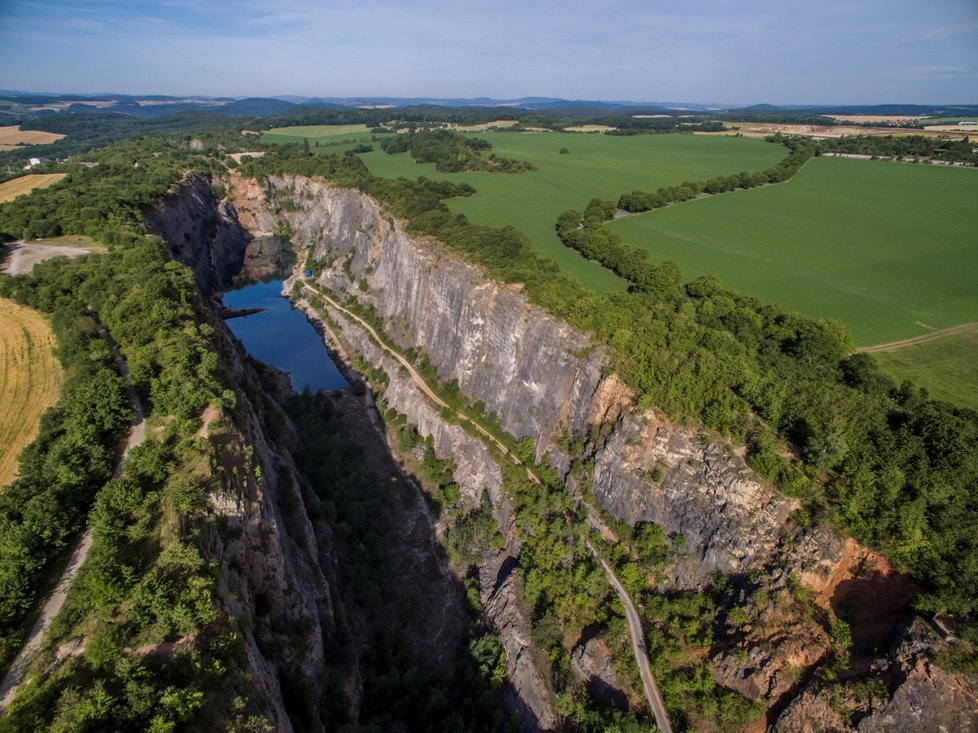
570 633 629 710
857 619 978 733
146 173 248 292
772 619 978 733
143 198 350 731
301 296 559 729
218 172 977 729
227 173 812 582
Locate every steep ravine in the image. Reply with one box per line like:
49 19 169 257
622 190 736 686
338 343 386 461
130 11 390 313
145 177 530 731
152 171 977 731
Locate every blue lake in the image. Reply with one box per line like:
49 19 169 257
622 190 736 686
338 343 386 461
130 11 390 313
223 279 348 392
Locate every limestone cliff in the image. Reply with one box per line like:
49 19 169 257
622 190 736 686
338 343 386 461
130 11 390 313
222 171 976 730
146 172 248 292
227 173 814 583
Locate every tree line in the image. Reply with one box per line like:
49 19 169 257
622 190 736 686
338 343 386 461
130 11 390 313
380 129 535 173
245 140 978 616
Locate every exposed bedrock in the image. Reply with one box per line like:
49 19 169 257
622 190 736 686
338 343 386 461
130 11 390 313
213 171 976 729
228 172 822 582
146 172 249 291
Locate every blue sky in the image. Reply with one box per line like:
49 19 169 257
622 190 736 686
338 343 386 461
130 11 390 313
0 0 976 104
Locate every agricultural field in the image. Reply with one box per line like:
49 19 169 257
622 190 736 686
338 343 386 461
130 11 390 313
920 116 978 126
262 123 382 147
359 132 787 290
0 174 67 204
609 156 978 345
0 125 65 151
0 298 62 487
872 326 978 410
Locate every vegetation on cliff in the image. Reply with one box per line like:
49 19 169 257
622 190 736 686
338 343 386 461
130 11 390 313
380 129 535 173
241 143 978 617
0 133 521 729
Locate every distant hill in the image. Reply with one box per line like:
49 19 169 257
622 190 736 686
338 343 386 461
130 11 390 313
1 92 976 123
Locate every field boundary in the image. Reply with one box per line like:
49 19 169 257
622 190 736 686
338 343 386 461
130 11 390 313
857 321 978 353
0 299 62 487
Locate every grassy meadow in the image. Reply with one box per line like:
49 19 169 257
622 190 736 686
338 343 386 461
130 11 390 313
263 124 382 147
359 132 787 290
873 327 978 409
609 157 978 345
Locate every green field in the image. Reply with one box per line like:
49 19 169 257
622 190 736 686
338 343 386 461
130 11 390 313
921 117 978 126
873 328 978 409
263 124 383 146
609 157 978 345
358 132 787 290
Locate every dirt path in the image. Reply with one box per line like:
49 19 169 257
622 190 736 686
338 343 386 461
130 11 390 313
857 321 978 353
2 242 98 276
0 327 145 711
302 281 673 731
587 540 673 733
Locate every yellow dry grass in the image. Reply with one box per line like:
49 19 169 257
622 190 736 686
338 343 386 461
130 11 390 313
923 124 978 133
0 298 62 488
565 124 617 133
0 174 67 204
718 121 970 141
452 119 519 131
0 125 65 146
828 114 928 124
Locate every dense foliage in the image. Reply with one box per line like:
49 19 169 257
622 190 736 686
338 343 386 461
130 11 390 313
247 142 977 615
0 428 270 733
0 301 130 668
0 136 221 239
616 137 815 212
816 133 978 164
380 129 535 172
0 112 242 177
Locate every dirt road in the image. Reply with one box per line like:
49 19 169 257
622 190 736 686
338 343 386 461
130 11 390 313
587 541 673 733
0 328 145 710
857 321 978 353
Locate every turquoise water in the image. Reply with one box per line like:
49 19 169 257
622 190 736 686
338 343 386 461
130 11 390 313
223 279 348 392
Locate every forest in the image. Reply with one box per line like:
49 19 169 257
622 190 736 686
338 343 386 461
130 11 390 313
379 129 535 172
241 141 978 617
1 120 975 727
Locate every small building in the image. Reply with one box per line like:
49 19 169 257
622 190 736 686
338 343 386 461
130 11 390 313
304 269 313 278
22 157 50 170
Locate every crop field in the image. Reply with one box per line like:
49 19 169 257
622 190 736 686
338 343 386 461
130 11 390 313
0 298 62 487
609 157 978 345
0 174 67 204
872 327 978 410
921 117 978 126
262 124 381 146
0 125 65 151
359 132 787 290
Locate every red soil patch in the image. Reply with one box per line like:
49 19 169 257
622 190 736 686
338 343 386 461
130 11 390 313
815 540 919 650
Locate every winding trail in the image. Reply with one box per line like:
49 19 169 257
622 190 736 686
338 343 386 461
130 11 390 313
586 540 673 733
302 282 673 732
0 327 146 711
856 321 978 353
